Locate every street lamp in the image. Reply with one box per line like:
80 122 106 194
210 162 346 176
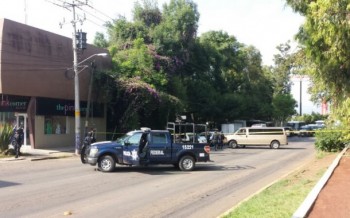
76 53 108 66
73 52 108 155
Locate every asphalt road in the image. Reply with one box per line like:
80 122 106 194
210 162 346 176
0 137 316 218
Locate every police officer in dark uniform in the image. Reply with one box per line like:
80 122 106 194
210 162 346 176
211 130 219 151
80 129 96 163
11 126 24 158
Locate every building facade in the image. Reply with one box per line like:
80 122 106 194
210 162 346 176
0 18 111 149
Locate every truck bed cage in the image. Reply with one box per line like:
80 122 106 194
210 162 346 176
166 122 207 143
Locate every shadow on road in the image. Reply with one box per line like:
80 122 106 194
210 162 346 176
89 162 256 175
0 180 21 188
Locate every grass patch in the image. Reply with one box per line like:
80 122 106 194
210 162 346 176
223 152 335 218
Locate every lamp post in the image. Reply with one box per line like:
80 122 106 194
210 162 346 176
73 53 107 155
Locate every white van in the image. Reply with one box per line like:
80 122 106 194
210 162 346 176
225 127 288 149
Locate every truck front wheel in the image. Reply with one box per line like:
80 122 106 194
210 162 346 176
98 155 115 172
179 155 195 171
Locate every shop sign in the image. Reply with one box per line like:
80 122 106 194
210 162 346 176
36 97 104 117
0 95 30 112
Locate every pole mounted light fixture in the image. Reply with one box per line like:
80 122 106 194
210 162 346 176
77 53 108 66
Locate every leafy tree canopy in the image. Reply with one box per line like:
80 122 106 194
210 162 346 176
94 0 298 132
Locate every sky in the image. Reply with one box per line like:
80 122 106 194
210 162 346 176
0 0 304 66
0 0 320 114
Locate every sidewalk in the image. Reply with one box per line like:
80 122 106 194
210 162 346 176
0 146 76 162
307 149 350 217
293 147 350 217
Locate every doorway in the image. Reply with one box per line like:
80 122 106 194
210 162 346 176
15 113 30 146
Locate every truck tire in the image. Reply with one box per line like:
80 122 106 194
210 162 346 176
179 155 195 171
270 140 280 149
229 140 238 149
98 155 115 172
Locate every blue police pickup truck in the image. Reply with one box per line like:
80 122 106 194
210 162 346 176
83 126 211 172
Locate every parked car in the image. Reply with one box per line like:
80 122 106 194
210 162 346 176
299 125 314 137
283 127 293 137
198 131 216 144
299 124 325 137
198 131 227 146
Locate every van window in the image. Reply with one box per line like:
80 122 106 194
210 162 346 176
249 128 284 135
237 129 246 135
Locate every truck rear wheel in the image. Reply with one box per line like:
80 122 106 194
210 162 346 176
179 155 195 171
98 155 115 172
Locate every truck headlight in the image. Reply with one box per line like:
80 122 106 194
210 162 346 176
89 146 98 157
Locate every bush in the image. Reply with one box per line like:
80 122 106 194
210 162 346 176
0 124 13 152
315 128 347 152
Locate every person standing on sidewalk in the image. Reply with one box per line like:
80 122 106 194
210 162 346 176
211 130 219 151
10 125 24 158
218 131 225 150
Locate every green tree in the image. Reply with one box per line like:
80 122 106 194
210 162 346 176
113 37 168 90
272 93 297 125
95 0 288 131
152 0 199 72
93 32 109 48
133 0 162 28
286 0 350 149
272 42 294 94
287 0 350 104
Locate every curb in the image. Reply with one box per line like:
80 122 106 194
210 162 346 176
292 146 348 218
30 156 63 161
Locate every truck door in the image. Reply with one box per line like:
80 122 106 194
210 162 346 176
122 132 142 165
148 132 172 162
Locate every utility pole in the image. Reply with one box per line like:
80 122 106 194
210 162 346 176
299 78 302 116
24 0 28 24
72 3 80 155
54 0 89 155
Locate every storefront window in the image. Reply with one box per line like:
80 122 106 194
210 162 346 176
45 116 67 134
0 112 16 128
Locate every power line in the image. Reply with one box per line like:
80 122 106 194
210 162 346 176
85 0 114 21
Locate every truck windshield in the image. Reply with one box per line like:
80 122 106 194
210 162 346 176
115 135 129 143
115 131 142 145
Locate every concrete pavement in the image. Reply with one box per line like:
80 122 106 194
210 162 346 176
0 146 76 162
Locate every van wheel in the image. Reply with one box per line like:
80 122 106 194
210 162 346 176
98 155 115 172
270 140 280 149
179 155 195 171
229 140 238 149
